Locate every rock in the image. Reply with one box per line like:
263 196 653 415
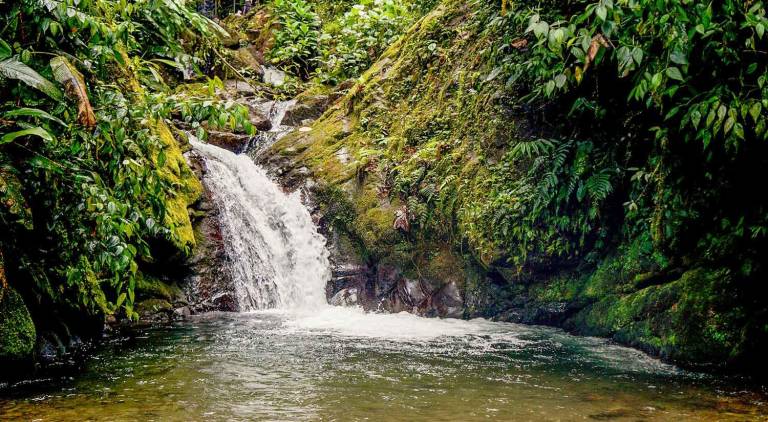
205 130 253 153
282 95 331 126
375 265 401 297
330 288 359 307
262 66 286 87
184 152 238 314
233 47 265 79
174 306 192 318
0 286 36 362
222 79 257 97
245 104 273 131
430 281 464 318
135 299 173 321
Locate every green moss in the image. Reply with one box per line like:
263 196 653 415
155 120 203 255
135 272 183 302
563 267 740 364
135 298 173 319
0 286 36 361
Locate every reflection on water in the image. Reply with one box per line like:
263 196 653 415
1 309 766 421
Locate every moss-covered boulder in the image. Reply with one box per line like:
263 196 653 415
0 286 36 362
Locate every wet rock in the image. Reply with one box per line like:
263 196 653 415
330 288 359 307
205 131 253 153
243 109 273 132
282 95 331 126
375 265 402 297
184 152 237 313
135 299 174 323
430 281 464 318
174 306 192 318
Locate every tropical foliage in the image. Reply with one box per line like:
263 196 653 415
0 0 246 320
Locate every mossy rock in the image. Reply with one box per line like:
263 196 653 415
135 272 184 302
154 120 203 255
135 299 173 319
0 286 36 361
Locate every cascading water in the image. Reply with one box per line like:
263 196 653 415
190 99 329 311
247 99 297 155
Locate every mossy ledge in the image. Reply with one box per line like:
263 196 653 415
261 0 768 373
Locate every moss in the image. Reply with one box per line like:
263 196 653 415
0 286 36 361
155 120 203 255
135 298 173 319
135 272 183 302
562 267 740 365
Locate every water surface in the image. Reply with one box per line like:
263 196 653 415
1 308 766 421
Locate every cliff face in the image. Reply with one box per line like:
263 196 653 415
262 0 768 373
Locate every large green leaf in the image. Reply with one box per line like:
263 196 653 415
0 38 11 60
0 127 54 145
4 107 66 126
0 57 63 101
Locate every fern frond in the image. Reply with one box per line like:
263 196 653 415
511 138 555 159
586 171 613 201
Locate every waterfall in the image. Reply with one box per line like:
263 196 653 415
248 99 296 155
190 99 330 311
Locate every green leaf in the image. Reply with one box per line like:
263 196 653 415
724 116 735 135
596 5 607 21
666 67 684 81
691 109 702 129
757 23 765 39
0 38 11 60
0 58 63 100
4 107 66 126
669 50 688 65
0 127 54 145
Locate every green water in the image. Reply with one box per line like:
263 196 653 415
1 309 766 421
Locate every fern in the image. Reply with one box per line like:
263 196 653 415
511 138 555 159
586 171 613 202
0 58 62 101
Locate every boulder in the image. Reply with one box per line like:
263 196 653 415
430 281 464 318
282 95 331 126
205 131 253 153
232 47 265 79
330 288 359 307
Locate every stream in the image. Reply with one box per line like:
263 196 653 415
1 103 767 421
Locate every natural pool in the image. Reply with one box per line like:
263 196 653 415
1 308 766 421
